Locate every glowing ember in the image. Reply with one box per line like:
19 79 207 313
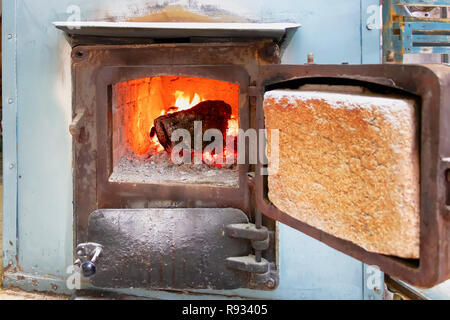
151 91 239 167
227 117 239 137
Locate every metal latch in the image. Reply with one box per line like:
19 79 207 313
225 222 277 289
74 242 103 278
69 109 86 143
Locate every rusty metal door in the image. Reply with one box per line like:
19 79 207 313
254 64 450 288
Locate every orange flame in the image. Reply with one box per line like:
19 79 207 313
227 117 239 137
159 91 205 116
119 76 240 163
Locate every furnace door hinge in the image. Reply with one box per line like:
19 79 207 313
225 223 278 289
248 85 259 97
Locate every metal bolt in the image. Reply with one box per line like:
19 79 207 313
386 50 395 63
9 163 15 169
8 34 13 39
8 98 13 104
265 278 276 289
307 53 314 65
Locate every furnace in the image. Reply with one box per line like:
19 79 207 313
52 21 450 291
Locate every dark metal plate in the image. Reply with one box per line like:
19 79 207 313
88 208 251 290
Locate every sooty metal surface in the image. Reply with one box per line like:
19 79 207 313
88 208 252 290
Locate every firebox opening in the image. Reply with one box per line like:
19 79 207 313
110 76 240 187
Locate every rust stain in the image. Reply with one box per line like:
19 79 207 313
31 280 39 287
51 284 58 291
9 241 13 246
127 5 249 23
16 275 25 281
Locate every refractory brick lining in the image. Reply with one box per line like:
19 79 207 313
264 89 420 258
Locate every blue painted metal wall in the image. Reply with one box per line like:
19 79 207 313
2 0 383 299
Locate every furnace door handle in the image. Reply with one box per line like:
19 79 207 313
74 242 103 278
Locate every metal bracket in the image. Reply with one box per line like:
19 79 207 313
248 85 259 97
225 222 277 289
226 223 268 241
226 255 269 273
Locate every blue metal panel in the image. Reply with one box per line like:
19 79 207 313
383 0 450 62
2 0 19 271
3 0 383 299
14 0 75 281
404 22 450 54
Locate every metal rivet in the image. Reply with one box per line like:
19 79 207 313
265 278 276 289
9 163 15 169
8 98 13 104
8 34 13 39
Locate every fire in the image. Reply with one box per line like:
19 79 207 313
118 76 239 165
174 91 203 111
150 134 165 153
227 117 239 137
152 91 239 166
159 91 205 116
156 91 239 166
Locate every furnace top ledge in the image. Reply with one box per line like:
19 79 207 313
53 21 300 44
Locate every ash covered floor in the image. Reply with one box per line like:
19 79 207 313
110 152 239 187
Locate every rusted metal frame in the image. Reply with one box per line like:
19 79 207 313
385 275 428 300
71 40 280 248
383 1 402 63
95 65 251 211
255 64 450 288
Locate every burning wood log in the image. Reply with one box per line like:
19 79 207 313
153 100 232 152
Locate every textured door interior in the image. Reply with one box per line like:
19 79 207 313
255 64 450 288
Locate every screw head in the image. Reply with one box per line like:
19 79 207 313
265 278 276 289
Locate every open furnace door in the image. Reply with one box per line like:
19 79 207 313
255 64 450 288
